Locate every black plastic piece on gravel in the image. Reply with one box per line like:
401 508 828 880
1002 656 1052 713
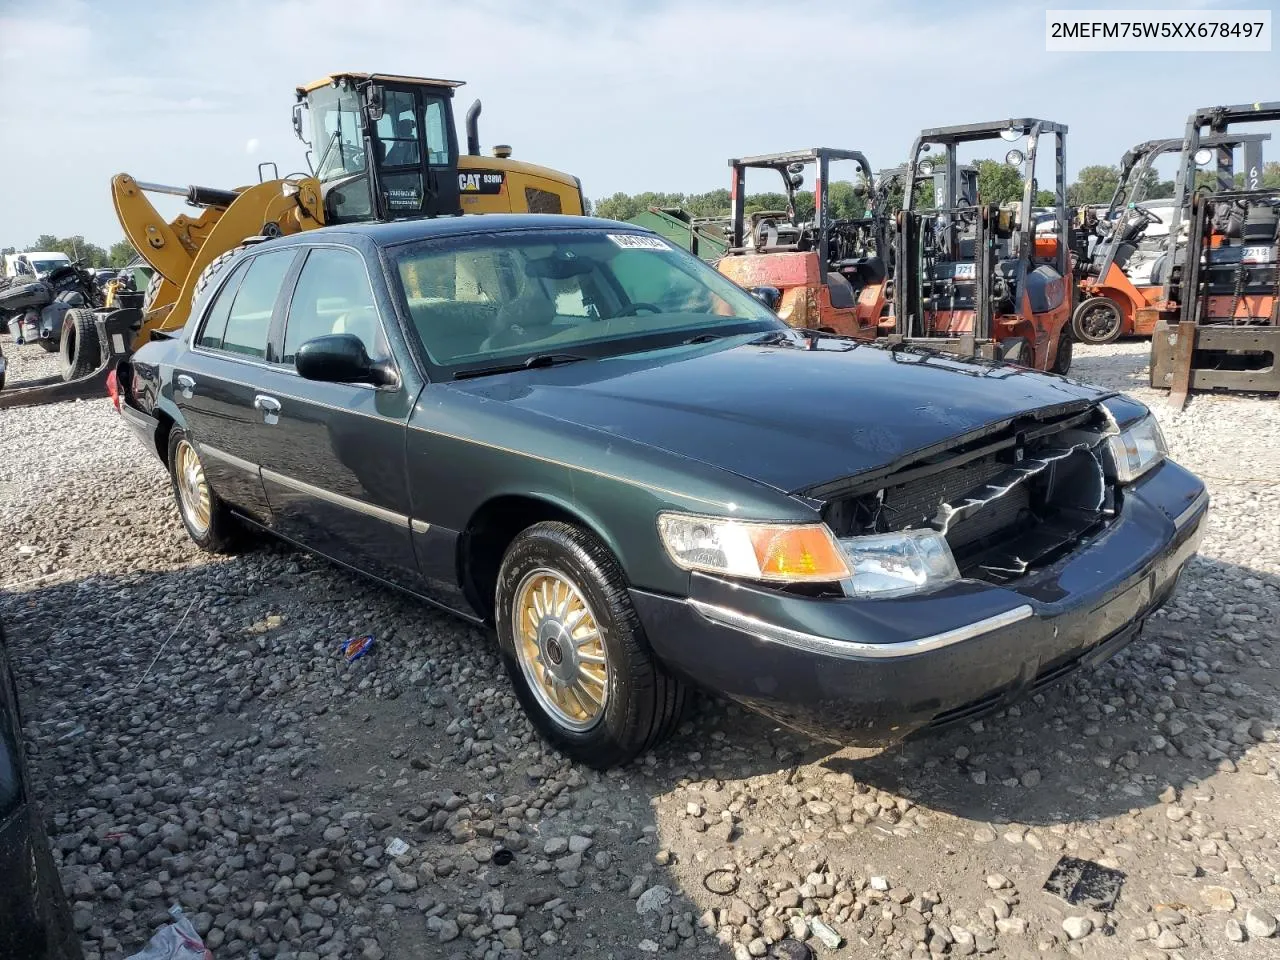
491 848 514 866
769 939 814 960
1044 855 1125 910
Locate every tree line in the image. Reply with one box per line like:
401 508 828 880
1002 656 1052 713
592 159 1280 222
1 236 138 269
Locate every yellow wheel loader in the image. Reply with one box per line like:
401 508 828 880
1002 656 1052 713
1 72 585 409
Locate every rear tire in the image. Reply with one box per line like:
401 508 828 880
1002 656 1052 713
59 308 100 380
1072 296 1123 345
167 428 240 553
494 521 686 769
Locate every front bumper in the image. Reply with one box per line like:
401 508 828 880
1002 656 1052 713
632 458 1208 744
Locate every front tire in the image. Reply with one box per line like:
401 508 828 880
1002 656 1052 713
495 521 686 768
167 428 240 553
1072 296 1123 344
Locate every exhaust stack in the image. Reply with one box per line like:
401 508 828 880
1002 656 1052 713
466 99 482 156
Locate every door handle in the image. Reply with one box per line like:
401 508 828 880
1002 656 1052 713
175 374 196 399
253 394 281 425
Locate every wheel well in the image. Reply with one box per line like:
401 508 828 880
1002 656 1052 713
155 411 175 467
460 495 594 623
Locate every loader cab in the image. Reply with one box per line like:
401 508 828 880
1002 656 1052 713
296 73 461 224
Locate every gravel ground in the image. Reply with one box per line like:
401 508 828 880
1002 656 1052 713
2 331 63 386
1 340 1277 960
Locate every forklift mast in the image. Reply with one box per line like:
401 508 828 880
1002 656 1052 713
1094 132 1269 284
1163 102 1280 303
897 118 1069 344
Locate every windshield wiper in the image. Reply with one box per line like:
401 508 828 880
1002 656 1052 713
453 353 589 380
749 329 799 346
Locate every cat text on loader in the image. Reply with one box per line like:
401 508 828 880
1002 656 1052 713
1150 101 1280 409
0 71 585 410
890 119 1074 374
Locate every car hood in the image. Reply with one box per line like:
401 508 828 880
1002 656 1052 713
447 339 1110 495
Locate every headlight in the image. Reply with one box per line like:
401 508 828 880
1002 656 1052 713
1106 414 1167 483
838 529 959 598
657 513 850 583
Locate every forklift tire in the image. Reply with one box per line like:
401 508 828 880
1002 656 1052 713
59 309 100 380
1071 297 1123 345
1050 330 1074 376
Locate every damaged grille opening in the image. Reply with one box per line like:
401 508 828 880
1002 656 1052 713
823 406 1119 585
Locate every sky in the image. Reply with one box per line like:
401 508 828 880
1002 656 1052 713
1 0 1276 248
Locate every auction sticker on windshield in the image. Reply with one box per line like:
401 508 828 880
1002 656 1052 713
607 234 671 250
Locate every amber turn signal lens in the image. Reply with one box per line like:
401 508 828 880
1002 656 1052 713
746 525 850 582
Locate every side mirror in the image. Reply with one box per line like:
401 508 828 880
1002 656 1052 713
364 84 385 123
749 286 782 311
1193 147 1214 166
296 334 395 386
291 102 307 144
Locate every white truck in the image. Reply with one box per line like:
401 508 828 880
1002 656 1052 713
3 251 72 279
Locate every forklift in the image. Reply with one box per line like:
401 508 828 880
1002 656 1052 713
1150 101 1280 408
891 119 1074 374
1075 131 1269 344
716 148 887 338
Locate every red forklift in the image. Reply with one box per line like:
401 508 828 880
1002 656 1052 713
717 148 888 339
890 118 1074 374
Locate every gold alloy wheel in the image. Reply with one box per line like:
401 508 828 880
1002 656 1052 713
174 439 212 536
512 567 609 731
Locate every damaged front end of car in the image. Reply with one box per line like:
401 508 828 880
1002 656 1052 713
812 395 1163 593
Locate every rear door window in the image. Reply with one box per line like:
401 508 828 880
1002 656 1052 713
195 258 251 351
219 250 296 359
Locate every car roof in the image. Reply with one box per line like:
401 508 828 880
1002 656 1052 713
267 214 642 249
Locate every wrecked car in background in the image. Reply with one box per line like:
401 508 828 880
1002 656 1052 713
114 214 1209 768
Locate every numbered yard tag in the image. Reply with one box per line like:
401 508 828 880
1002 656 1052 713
607 234 670 250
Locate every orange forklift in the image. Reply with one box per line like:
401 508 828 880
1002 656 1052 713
1074 132 1269 344
891 118 1074 373
717 148 888 338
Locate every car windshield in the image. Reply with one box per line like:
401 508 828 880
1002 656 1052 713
31 259 66 276
391 228 781 373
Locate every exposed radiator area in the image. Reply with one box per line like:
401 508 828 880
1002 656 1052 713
823 408 1118 585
